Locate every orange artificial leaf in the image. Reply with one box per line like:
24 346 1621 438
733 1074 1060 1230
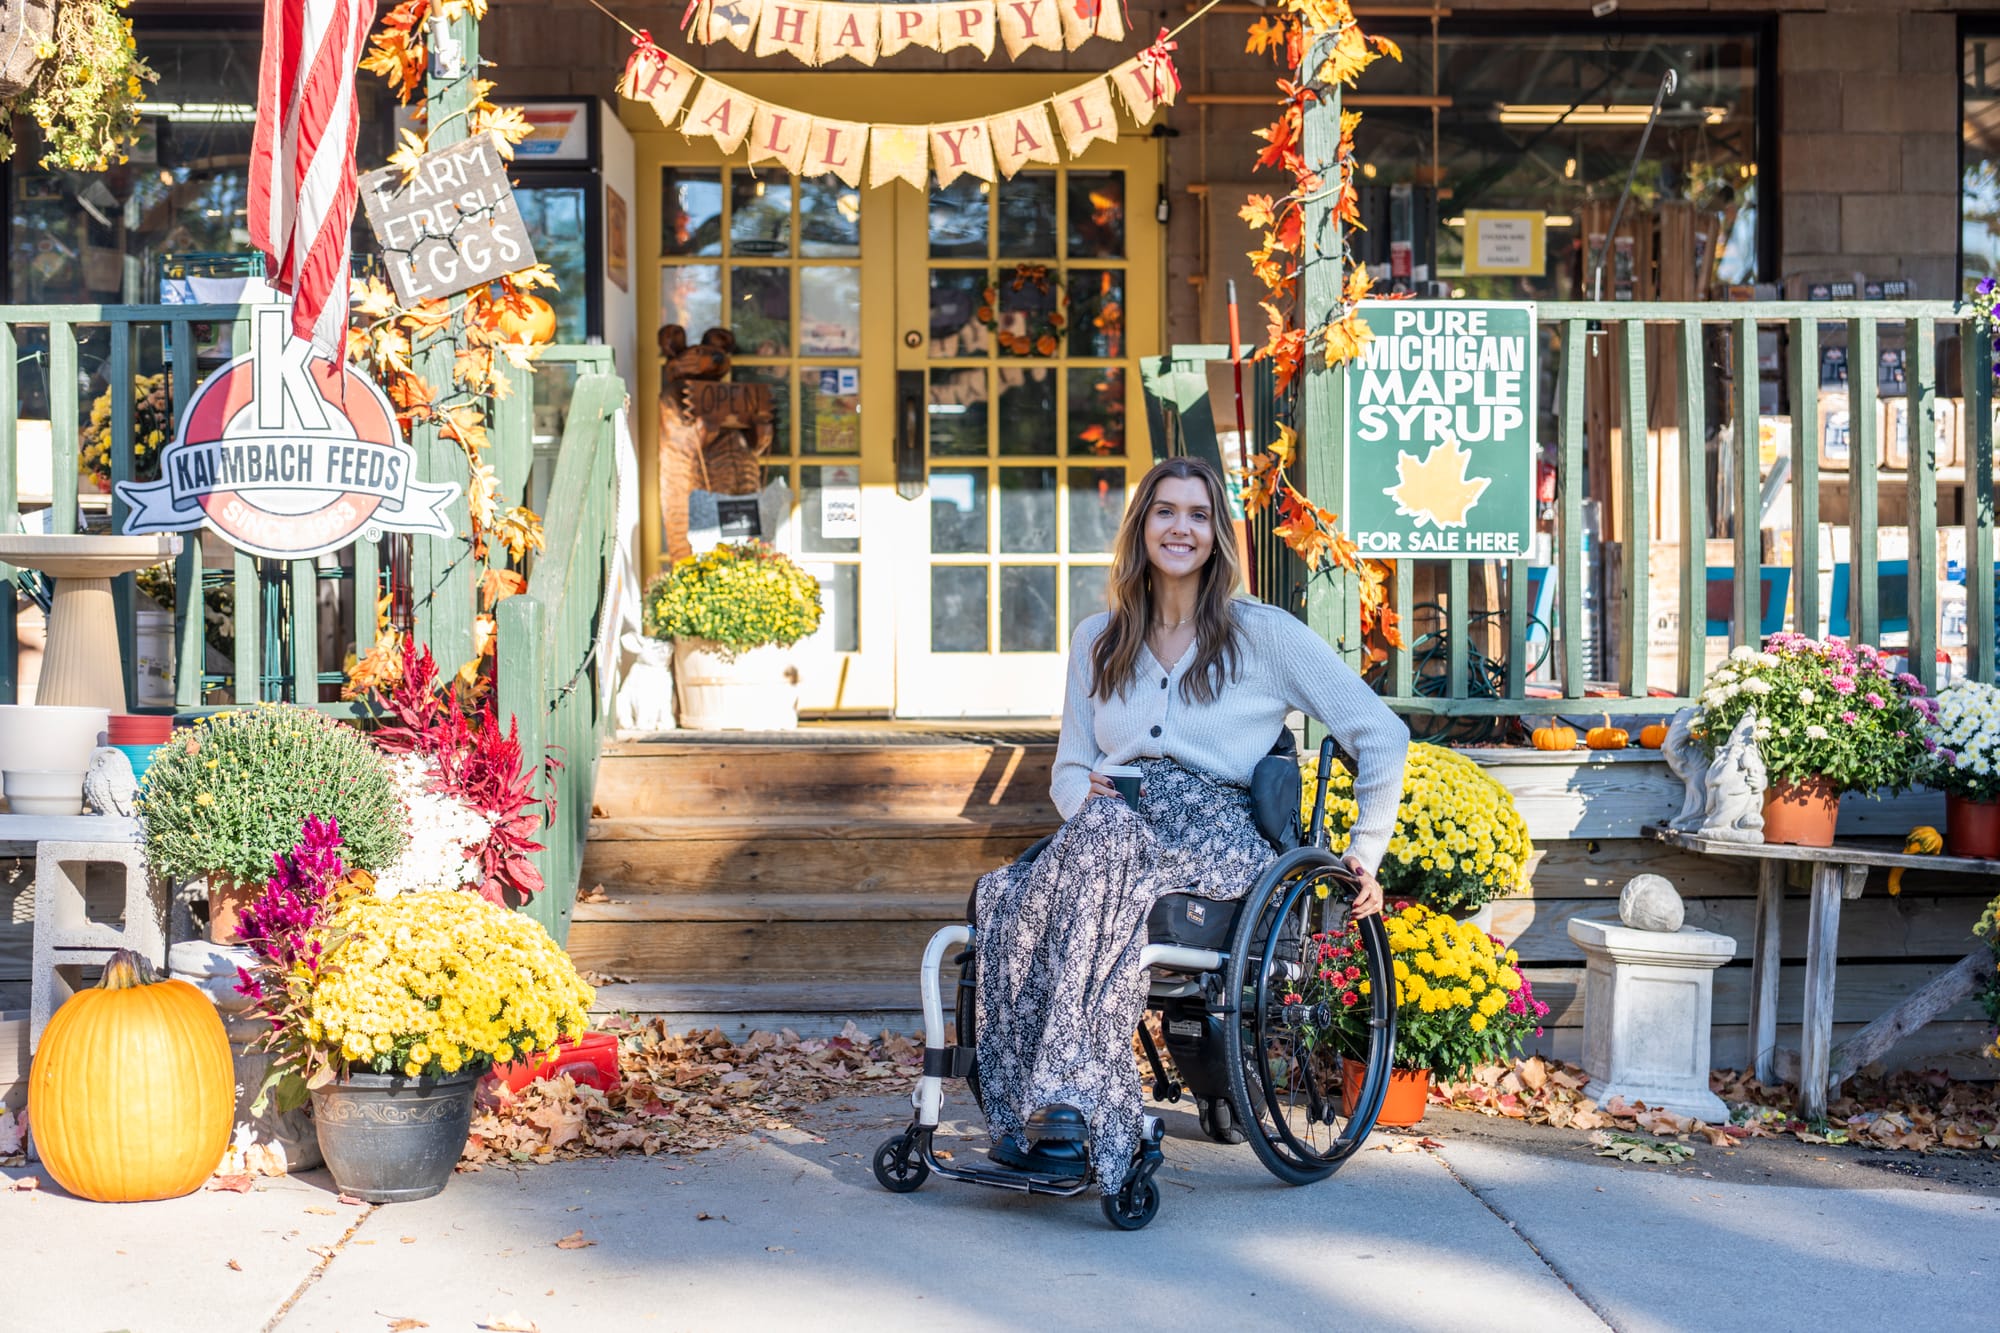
1239 193 1279 231
1245 15 1287 57
1370 33 1404 63
1321 309 1374 367
1320 24 1378 86
480 568 527 610
1270 422 1297 467
1384 435 1493 530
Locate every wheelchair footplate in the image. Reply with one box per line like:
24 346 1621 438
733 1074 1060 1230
874 1110 1166 1231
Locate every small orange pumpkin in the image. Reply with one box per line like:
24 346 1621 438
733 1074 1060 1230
493 294 558 346
1637 722 1670 749
28 950 234 1202
1531 725 1576 751
1586 715 1630 750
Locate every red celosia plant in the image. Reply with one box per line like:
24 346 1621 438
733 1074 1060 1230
370 637 553 905
234 815 352 1108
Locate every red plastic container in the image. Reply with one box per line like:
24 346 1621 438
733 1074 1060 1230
108 714 175 743
492 1032 621 1096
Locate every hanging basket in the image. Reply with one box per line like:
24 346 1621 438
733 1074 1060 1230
0 0 55 102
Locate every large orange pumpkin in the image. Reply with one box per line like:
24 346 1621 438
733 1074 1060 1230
494 294 557 346
28 950 234 1202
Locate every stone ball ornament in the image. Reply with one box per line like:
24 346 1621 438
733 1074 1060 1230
1618 873 1686 933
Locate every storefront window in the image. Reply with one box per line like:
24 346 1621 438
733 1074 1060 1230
1352 25 1763 300
1964 33 2000 292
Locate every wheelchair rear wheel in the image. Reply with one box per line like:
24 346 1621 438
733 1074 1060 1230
1223 856 1399 1186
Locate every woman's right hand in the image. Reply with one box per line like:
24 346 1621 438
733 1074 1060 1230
1086 771 1120 802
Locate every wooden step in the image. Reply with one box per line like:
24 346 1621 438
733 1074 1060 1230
567 918 949 982
588 980 925 1016
574 892 967 923
593 741 1058 820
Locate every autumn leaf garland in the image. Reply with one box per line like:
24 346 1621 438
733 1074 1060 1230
1238 0 1401 655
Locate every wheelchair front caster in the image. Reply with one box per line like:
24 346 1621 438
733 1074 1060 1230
1101 1179 1159 1230
873 1134 930 1193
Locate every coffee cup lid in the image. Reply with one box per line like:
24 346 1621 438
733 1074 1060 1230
1099 763 1143 777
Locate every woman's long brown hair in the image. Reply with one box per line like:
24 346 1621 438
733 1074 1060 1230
1088 456 1244 704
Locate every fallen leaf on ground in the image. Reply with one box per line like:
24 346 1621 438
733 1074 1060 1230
1590 1131 1694 1165
8 1176 39 1192
479 1316 541 1333
225 1259 242 1271
386 1320 428 1332
207 1175 254 1193
304 1206 336 1215
336 1193 365 1205
554 1229 595 1249
400 1236 417 1245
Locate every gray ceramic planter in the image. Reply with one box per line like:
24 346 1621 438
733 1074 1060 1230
310 1069 479 1203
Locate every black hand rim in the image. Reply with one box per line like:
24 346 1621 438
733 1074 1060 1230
1246 866 1397 1171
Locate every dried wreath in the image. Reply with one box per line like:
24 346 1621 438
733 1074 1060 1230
977 263 1068 358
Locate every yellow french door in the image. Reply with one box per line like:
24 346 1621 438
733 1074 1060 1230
631 76 1159 718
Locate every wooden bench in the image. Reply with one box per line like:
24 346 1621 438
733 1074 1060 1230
1648 825 1994 1120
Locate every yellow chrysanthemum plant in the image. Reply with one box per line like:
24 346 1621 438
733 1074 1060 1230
1302 901 1549 1079
644 540 823 657
1303 743 1534 913
237 816 595 1112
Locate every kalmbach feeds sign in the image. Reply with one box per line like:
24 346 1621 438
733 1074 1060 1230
1343 301 1536 559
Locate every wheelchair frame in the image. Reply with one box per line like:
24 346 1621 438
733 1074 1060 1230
873 738 1401 1230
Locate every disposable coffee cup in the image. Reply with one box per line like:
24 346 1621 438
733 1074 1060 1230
1100 764 1143 811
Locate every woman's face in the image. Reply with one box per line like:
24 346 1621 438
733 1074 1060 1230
1143 476 1216 582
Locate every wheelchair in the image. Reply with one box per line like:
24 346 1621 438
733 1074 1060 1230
872 735 1399 1230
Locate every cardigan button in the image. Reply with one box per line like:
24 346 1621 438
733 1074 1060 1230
1149 725 1162 738
1160 677 1168 688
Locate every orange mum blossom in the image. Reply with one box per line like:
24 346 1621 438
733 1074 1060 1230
1237 0 1402 656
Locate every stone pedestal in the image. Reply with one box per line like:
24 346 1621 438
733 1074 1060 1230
1566 917 1736 1122
168 939 321 1171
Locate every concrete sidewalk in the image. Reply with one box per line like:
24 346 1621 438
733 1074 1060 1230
4 1092 1993 1333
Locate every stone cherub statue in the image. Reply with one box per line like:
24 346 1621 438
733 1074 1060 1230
1696 709 1766 844
1662 706 1708 832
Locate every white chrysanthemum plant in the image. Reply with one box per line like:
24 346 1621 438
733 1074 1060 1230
368 755 493 898
1692 634 1934 795
1919 680 2000 802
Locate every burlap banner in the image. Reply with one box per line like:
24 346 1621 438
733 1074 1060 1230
685 0 1126 66
619 32 1176 188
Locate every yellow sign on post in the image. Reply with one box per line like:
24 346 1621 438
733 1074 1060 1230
1463 211 1546 277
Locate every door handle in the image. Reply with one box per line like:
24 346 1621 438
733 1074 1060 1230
896 369 925 500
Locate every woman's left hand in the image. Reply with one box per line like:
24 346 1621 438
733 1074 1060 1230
1344 857 1384 918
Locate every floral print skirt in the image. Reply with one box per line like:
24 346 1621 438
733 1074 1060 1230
971 759 1275 1192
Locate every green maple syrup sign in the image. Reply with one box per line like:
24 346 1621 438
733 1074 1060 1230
1343 301 1536 559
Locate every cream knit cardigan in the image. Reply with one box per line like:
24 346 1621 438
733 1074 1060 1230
1051 600 1411 874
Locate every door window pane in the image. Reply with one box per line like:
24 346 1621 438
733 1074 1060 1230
730 174 791 256
731 266 790 355
799 176 861 257
801 465 862 554
998 174 1057 257
1068 367 1125 457
799 266 861 355
1067 171 1125 258
929 467 988 553
932 567 989 652
661 168 723 256
929 269 990 356
660 265 722 339
1000 566 1058 652
996 269 1060 357
1068 467 1126 553
515 187 588 342
1068 565 1111 632
929 177 989 257
1066 269 1125 358
1000 468 1057 554
997 368 1056 456
734 365 789 454
800 366 861 454
809 563 860 653
927 369 988 457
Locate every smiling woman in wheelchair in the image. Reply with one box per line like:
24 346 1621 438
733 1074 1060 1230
953 455 1409 1209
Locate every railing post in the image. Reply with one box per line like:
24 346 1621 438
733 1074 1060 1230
1675 317 1709 694
1965 321 1995 684
1905 317 1938 693
0 322 15 703
1787 317 1821 639
496 590 556 937
1849 319 1881 646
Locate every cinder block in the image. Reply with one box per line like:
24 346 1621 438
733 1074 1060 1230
1785 193 1842 257
1840 192 1957 258
1901 12 1955 74
1781 132 1902 194
1780 13 1899 74
1899 134 1959 196
28 838 163 1051
1842 72 1954 136
1782 76 1845 134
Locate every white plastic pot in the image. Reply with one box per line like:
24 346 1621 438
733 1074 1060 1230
672 640 799 732
0 704 109 778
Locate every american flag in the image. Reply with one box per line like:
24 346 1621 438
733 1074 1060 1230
248 0 376 357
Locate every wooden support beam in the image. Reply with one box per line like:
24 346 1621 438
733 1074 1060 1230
1797 862 1845 1120
1826 950 1989 1090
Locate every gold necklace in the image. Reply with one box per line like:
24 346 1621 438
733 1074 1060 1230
1155 615 1192 630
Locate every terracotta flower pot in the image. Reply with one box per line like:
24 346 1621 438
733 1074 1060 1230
202 876 260 944
1945 794 2000 860
1762 777 1840 847
1342 1058 1431 1128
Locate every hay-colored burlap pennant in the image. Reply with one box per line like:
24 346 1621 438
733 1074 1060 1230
755 1 821 63
1051 77 1118 156
929 120 997 188
1110 57 1165 126
1057 0 1098 50
816 3 880 66
987 103 1060 176
620 47 698 128
938 1 997 57
747 102 815 175
878 3 941 57
804 118 869 188
869 125 930 190
682 78 757 153
701 0 762 51
997 0 1062 57
1095 0 1125 44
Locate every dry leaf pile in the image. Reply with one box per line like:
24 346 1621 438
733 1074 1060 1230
460 1018 921 1167
1430 1057 2000 1155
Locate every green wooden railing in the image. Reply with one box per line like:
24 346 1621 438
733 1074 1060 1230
1142 301 1993 726
0 304 625 934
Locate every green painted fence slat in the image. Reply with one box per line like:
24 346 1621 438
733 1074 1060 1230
1906 318 1938 692
49 322 77 536
1788 318 1821 639
1676 318 1708 695
1850 319 1881 646
1506 557 1528 699
109 321 137 710
1391 559 1413 699
1447 559 1469 700
354 538 379 662
1560 319 1586 697
1620 321 1650 695
1966 328 1996 684
0 322 15 702
234 551 259 702
290 560 318 703
171 321 203 709
1733 318 1758 649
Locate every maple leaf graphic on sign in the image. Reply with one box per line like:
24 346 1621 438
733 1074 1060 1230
1384 435 1491 530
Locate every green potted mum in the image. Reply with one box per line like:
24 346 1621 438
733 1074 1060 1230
644 540 823 730
1691 635 1933 847
138 704 406 941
